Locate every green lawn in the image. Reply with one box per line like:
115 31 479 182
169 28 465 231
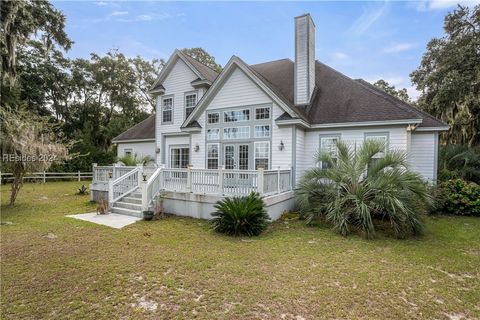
1 181 479 319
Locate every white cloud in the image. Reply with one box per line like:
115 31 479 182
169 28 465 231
382 42 414 53
95 1 108 5
413 0 480 11
348 2 390 35
333 52 350 60
109 11 128 17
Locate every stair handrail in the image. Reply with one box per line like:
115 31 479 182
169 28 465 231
109 166 141 204
141 166 163 212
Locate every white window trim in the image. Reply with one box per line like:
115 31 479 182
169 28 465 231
319 134 341 168
169 146 190 168
223 108 250 123
254 141 270 170
184 91 197 119
162 95 174 124
223 126 250 140
206 143 220 169
364 132 390 158
254 125 270 138
207 112 220 124
207 128 220 140
255 106 271 120
124 148 133 156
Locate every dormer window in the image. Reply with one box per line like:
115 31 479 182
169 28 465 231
185 92 197 118
162 96 173 124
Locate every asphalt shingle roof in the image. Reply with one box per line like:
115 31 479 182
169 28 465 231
112 115 155 142
117 56 445 141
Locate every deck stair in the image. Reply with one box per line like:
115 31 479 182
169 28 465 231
110 188 143 218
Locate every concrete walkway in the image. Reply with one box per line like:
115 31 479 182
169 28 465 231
66 212 142 229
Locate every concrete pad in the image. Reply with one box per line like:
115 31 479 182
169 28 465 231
66 212 142 229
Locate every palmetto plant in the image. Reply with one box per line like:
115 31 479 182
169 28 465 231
117 154 153 166
211 192 270 236
296 140 430 239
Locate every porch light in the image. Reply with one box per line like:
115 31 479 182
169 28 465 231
142 173 147 182
108 171 113 179
194 144 200 152
278 140 285 151
155 147 160 154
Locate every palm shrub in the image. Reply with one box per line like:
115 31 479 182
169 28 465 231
296 140 430 239
117 154 153 166
211 192 270 236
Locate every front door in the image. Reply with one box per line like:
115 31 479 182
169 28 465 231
223 143 250 170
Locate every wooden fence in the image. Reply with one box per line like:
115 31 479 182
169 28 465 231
0 171 93 183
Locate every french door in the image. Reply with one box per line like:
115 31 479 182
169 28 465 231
223 143 250 170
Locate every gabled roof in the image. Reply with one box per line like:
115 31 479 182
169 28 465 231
182 56 302 128
149 50 219 93
183 54 218 83
112 116 155 142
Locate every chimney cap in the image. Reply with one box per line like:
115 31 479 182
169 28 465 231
294 13 316 27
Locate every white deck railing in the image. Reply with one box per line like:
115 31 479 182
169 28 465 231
109 167 141 203
93 164 293 211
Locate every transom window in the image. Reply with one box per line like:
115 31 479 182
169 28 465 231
185 93 197 118
224 109 250 122
255 107 270 120
223 127 250 139
207 112 219 124
162 97 173 124
320 135 340 169
207 144 219 169
170 147 189 168
207 128 220 140
254 125 270 138
254 141 270 170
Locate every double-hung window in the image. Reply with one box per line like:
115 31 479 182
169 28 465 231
365 133 389 174
254 141 270 170
319 135 341 169
170 147 189 168
254 125 270 138
207 143 219 169
185 92 197 118
162 97 173 124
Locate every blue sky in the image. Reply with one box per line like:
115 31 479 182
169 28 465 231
53 0 479 99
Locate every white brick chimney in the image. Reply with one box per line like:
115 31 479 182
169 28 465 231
294 14 316 105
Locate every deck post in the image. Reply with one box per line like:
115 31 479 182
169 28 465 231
277 166 281 194
136 164 143 186
218 165 224 195
186 165 192 192
258 168 264 195
92 163 97 182
108 177 114 205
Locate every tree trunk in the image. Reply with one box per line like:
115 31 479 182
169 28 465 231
9 171 24 206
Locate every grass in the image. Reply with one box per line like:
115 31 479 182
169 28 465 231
1 181 479 319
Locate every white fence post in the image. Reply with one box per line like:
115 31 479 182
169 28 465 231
186 165 192 192
77 170 81 182
258 168 264 195
277 166 281 194
218 165 224 195
42 171 46 184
